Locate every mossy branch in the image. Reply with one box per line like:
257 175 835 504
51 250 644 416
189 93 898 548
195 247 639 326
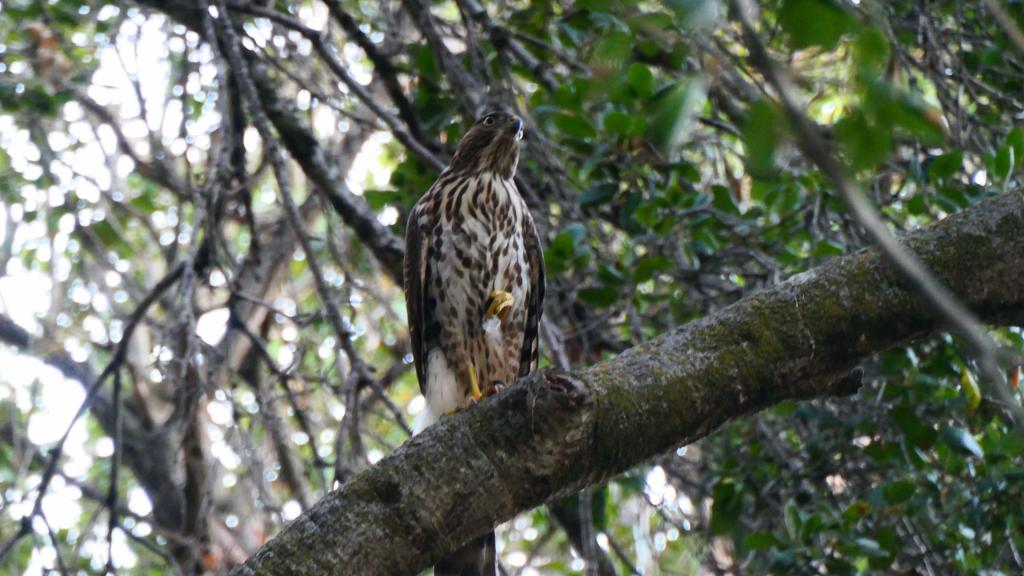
228 192 1024 575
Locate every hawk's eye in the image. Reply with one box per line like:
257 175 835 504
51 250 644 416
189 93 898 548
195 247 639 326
482 115 495 126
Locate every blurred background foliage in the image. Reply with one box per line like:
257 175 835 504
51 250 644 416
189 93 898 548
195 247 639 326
0 0 1023 573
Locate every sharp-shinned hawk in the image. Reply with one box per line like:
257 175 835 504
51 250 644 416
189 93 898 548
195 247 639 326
403 110 545 576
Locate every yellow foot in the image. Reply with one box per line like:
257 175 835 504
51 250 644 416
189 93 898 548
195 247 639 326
446 364 488 415
467 362 484 402
485 290 514 323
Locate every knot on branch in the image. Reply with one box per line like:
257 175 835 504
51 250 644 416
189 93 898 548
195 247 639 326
541 369 592 410
826 367 864 398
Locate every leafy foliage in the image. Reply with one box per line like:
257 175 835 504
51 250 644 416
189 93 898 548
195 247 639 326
0 0 1022 573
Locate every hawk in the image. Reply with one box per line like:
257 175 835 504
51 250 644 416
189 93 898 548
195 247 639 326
404 110 545 576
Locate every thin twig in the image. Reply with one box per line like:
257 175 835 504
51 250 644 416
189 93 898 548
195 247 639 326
104 369 123 575
320 0 427 143
41 513 69 576
0 263 185 564
577 488 598 575
228 1 445 171
458 0 558 91
208 0 403 483
209 0 374 384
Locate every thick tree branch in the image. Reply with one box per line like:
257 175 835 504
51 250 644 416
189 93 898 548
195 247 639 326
229 192 1024 575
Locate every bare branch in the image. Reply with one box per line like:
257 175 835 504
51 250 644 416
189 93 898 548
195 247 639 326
0 262 185 563
230 1 445 170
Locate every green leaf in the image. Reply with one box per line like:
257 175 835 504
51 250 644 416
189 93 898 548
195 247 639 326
554 113 598 139
634 256 671 282
286 254 306 279
563 222 588 245
578 0 615 12
994 144 1012 184
780 0 857 50
907 194 927 215
937 184 969 210
961 366 982 412
413 45 440 80
836 109 892 170
712 185 739 213
843 500 869 522
614 473 645 495
744 100 784 178
799 513 824 542
591 486 609 530
710 479 743 535
927 151 963 182
853 27 890 74
1008 128 1024 167
744 531 781 551
545 223 591 275
944 426 984 458
881 479 916 505
890 405 938 449
129 190 159 212
627 63 655 99
597 262 628 286
91 219 119 247
590 30 633 77
647 78 706 156
863 79 945 146
627 12 677 37
363 189 394 211
784 500 802 541
810 240 843 258
580 183 618 208
577 286 618 307
856 537 889 558
604 111 638 136
994 127 1024 184
662 0 722 30
633 203 660 229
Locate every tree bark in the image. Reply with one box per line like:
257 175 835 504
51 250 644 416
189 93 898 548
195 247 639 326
227 191 1024 575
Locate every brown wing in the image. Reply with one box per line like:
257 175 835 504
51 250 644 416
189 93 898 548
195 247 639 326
403 202 431 392
518 211 546 377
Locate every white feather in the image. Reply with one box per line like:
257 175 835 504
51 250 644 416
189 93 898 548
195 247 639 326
417 348 462 431
482 315 502 338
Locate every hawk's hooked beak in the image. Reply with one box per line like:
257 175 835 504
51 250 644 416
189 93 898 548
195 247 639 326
510 116 524 141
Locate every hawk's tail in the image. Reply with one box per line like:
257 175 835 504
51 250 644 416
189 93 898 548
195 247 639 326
434 531 495 576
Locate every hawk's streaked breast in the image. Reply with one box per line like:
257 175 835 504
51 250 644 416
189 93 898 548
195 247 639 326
411 170 534 424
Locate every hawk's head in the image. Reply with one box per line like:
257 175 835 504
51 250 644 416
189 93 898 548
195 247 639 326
449 110 524 180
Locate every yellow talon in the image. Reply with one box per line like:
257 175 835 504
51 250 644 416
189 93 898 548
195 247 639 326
467 362 484 402
485 290 514 323
447 363 486 414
